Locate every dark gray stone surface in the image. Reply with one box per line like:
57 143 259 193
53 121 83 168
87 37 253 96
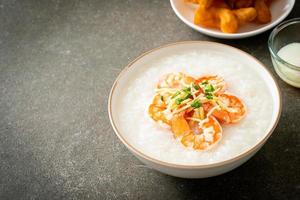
0 0 299 199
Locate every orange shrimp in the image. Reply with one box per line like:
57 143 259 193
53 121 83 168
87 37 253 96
171 114 191 138
157 73 195 89
181 116 222 150
212 93 246 124
149 73 246 151
148 95 170 125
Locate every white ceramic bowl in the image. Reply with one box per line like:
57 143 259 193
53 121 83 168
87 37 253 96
108 41 282 178
170 0 295 39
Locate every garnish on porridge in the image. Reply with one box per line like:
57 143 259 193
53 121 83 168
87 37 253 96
148 72 246 150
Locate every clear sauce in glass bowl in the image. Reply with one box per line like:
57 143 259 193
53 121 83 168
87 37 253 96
269 18 300 88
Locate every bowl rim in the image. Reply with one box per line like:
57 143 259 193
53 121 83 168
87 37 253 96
108 41 282 169
268 17 300 70
170 0 295 39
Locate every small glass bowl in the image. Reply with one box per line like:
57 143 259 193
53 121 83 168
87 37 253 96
268 18 300 88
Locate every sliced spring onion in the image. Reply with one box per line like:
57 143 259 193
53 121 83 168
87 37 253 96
182 87 191 93
191 99 202 108
171 91 180 99
206 94 213 99
160 95 164 101
201 80 209 85
192 83 200 90
204 84 215 93
175 98 183 105
175 93 191 105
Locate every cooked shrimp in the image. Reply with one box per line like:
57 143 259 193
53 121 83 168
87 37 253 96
181 116 222 150
213 93 246 123
171 114 191 138
157 73 195 89
148 95 170 124
149 73 246 151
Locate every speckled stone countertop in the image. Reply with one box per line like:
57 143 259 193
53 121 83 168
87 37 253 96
0 0 299 199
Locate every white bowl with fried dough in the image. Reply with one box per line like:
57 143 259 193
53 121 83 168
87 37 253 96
108 41 281 178
170 0 295 39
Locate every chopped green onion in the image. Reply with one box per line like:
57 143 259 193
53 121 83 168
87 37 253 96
175 98 183 105
201 80 209 85
191 100 202 108
182 87 191 93
183 93 191 100
206 94 213 99
192 83 200 90
171 91 180 99
175 93 191 105
204 84 215 93
160 95 164 101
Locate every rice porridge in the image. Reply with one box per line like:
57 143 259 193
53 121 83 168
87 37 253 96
116 50 274 165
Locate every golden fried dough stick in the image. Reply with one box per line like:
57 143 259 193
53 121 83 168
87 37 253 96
233 7 257 24
191 0 272 33
194 6 220 28
195 6 239 33
255 0 271 23
218 8 239 33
